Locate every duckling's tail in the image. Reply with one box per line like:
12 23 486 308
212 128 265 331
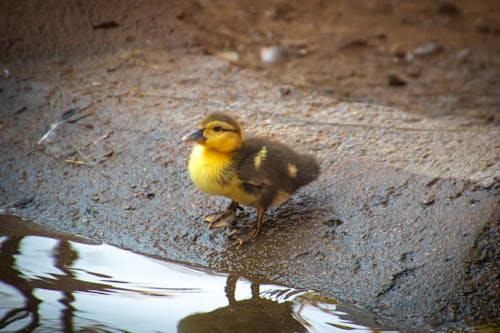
296 153 320 187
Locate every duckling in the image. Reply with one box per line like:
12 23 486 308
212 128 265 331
182 112 320 245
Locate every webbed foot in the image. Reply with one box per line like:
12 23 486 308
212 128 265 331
228 207 266 246
203 201 241 229
229 226 260 247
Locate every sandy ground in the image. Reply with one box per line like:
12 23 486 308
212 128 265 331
1 1 499 330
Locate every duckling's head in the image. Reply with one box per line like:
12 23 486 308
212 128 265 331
183 113 242 153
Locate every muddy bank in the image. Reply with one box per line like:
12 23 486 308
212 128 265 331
1 50 498 330
1 0 499 331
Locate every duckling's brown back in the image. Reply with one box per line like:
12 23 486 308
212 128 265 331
235 137 319 208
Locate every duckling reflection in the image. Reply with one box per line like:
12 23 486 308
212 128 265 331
178 274 307 333
183 113 320 245
0 235 113 332
0 236 41 331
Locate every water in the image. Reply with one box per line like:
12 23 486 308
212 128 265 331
0 215 398 332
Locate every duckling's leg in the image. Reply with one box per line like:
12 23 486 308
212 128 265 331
230 208 265 246
204 201 240 229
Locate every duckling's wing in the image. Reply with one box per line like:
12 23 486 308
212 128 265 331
238 166 276 208
237 137 319 203
236 139 274 195
237 158 271 193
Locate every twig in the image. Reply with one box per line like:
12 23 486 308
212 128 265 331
70 143 94 162
64 159 96 167
93 131 114 144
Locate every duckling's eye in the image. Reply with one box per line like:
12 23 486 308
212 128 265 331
213 126 222 132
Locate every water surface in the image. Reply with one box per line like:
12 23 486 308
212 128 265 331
0 215 397 332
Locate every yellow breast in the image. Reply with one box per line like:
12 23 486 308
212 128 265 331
188 144 258 206
188 144 230 195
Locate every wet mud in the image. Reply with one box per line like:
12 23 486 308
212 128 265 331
1 1 499 331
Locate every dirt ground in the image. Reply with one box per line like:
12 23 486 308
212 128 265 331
2 0 500 119
1 0 499 331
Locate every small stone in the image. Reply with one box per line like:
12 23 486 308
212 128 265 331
407 67 421 78
388 74 407 86
260 46 288 63
475 17 500 35
426 177 439 187
176 10 186 20
456 48 471 61
263 3 292 20
413 41 443 57
298 47 309 56
478 176 496 189
279 86 292 97
436 2 461 15
216 51 240 63
339 39 368 51
12 196 34 209
421 193 436 206
324 217 344 227
390 43 406 59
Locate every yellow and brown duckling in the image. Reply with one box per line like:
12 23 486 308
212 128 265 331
182 112 320 245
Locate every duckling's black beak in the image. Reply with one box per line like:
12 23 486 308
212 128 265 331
182 128 206 143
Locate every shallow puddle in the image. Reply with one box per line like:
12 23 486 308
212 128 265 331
0 215 398 332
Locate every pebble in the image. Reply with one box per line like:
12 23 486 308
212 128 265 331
260 46 288 63
323 217 344 227
475 16 500 35
388 74 407 86
436 2 461 15
279 86 292 97
421 193 436 206
413 41 443 57
407 67 421 78
216 51 240 63
456 48 471 61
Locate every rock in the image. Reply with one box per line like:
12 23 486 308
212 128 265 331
407 67 421 78
436 2 462 15
413 41 443 57
456 48 471 62
338 39 369 51
12 196 34 209
388 74 407 86
421 193 436 206
475 17 500 35
260 46 289 63
279 86 292 97
263 3 293 20
216 51 240 63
